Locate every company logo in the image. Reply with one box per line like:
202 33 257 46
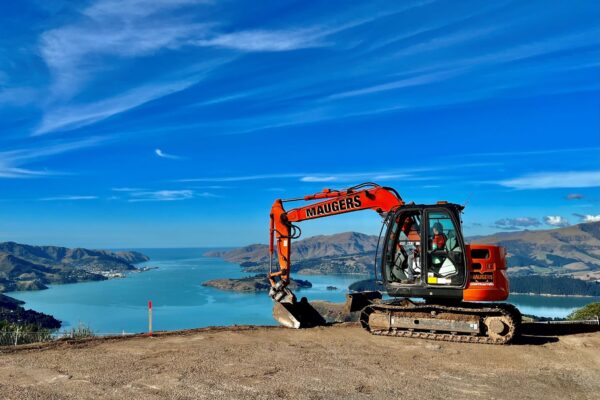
305 195 362 218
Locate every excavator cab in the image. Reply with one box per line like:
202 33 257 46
380 203 467 301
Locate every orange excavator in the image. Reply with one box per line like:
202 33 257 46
268 182 521 344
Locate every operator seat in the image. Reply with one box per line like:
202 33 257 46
445 230 458 251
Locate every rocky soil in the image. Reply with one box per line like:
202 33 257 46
0 324 598 400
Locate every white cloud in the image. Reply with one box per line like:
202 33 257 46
155 149 181 159
37 0 338 102
0 137 105 178
83 0 205 19
300 176 338 182
128 189 195 202
125 189 219 202
178 173 305 182
40 195 98 201
179 164 488 184
191 5 421 53
576 214 600 223
109 187 219 201
300 173 411 182
39 0 210 98
112 187 144 192
497 171 600 189
192 29 326 52
35 0 333 135
544 216 570 227
328 69 460 100
34 79 199 135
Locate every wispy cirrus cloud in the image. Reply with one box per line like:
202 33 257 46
121 188 219 202
178 173 305 183
327 69 461 100
0 137 106 178
191 3 433 53
178 162 490 184
300 172 411 183
34 79 201 135
497 171 600 189
326 28 599 106
39 0 210 99
39 195 98 201
111 187 144 192
155 148 181 159
180 172 405 183
191 29 326 52
128 189 195 202
392 26 500 58
33 0 355 136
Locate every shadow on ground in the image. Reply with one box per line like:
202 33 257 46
516 322 600 345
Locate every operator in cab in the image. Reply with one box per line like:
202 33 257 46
431 222 447 250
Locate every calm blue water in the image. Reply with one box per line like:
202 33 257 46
7 248 600 334
7 248 366 333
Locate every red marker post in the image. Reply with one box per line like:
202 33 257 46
148 300 153 337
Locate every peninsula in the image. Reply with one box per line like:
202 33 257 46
0 242 150 328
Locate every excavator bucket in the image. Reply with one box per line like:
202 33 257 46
272 297 327 329
344 291 383 314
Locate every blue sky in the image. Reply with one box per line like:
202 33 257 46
0 0 599 248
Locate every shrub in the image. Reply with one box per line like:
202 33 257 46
63 323 95 339
567 302 600 321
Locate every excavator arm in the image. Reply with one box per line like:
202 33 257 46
268 183 403 304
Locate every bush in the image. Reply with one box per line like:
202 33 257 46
567 302 600 321
63 323 95 339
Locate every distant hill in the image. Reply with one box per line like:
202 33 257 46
208 222 600 281
0 241 149 293
469 221 600 281
204 232 379 275
205 232 378 264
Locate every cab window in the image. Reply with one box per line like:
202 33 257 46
384 211 422 285
426 210 464 286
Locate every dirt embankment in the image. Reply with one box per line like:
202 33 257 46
0 324 599 400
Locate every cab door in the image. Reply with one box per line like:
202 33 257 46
381 209 424 287
423 209 466 287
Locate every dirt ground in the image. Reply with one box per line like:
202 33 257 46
0 324 599 400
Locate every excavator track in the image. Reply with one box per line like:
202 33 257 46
360 301 521 345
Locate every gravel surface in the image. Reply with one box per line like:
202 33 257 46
1 324 599 400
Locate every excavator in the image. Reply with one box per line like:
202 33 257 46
267 182 521 344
